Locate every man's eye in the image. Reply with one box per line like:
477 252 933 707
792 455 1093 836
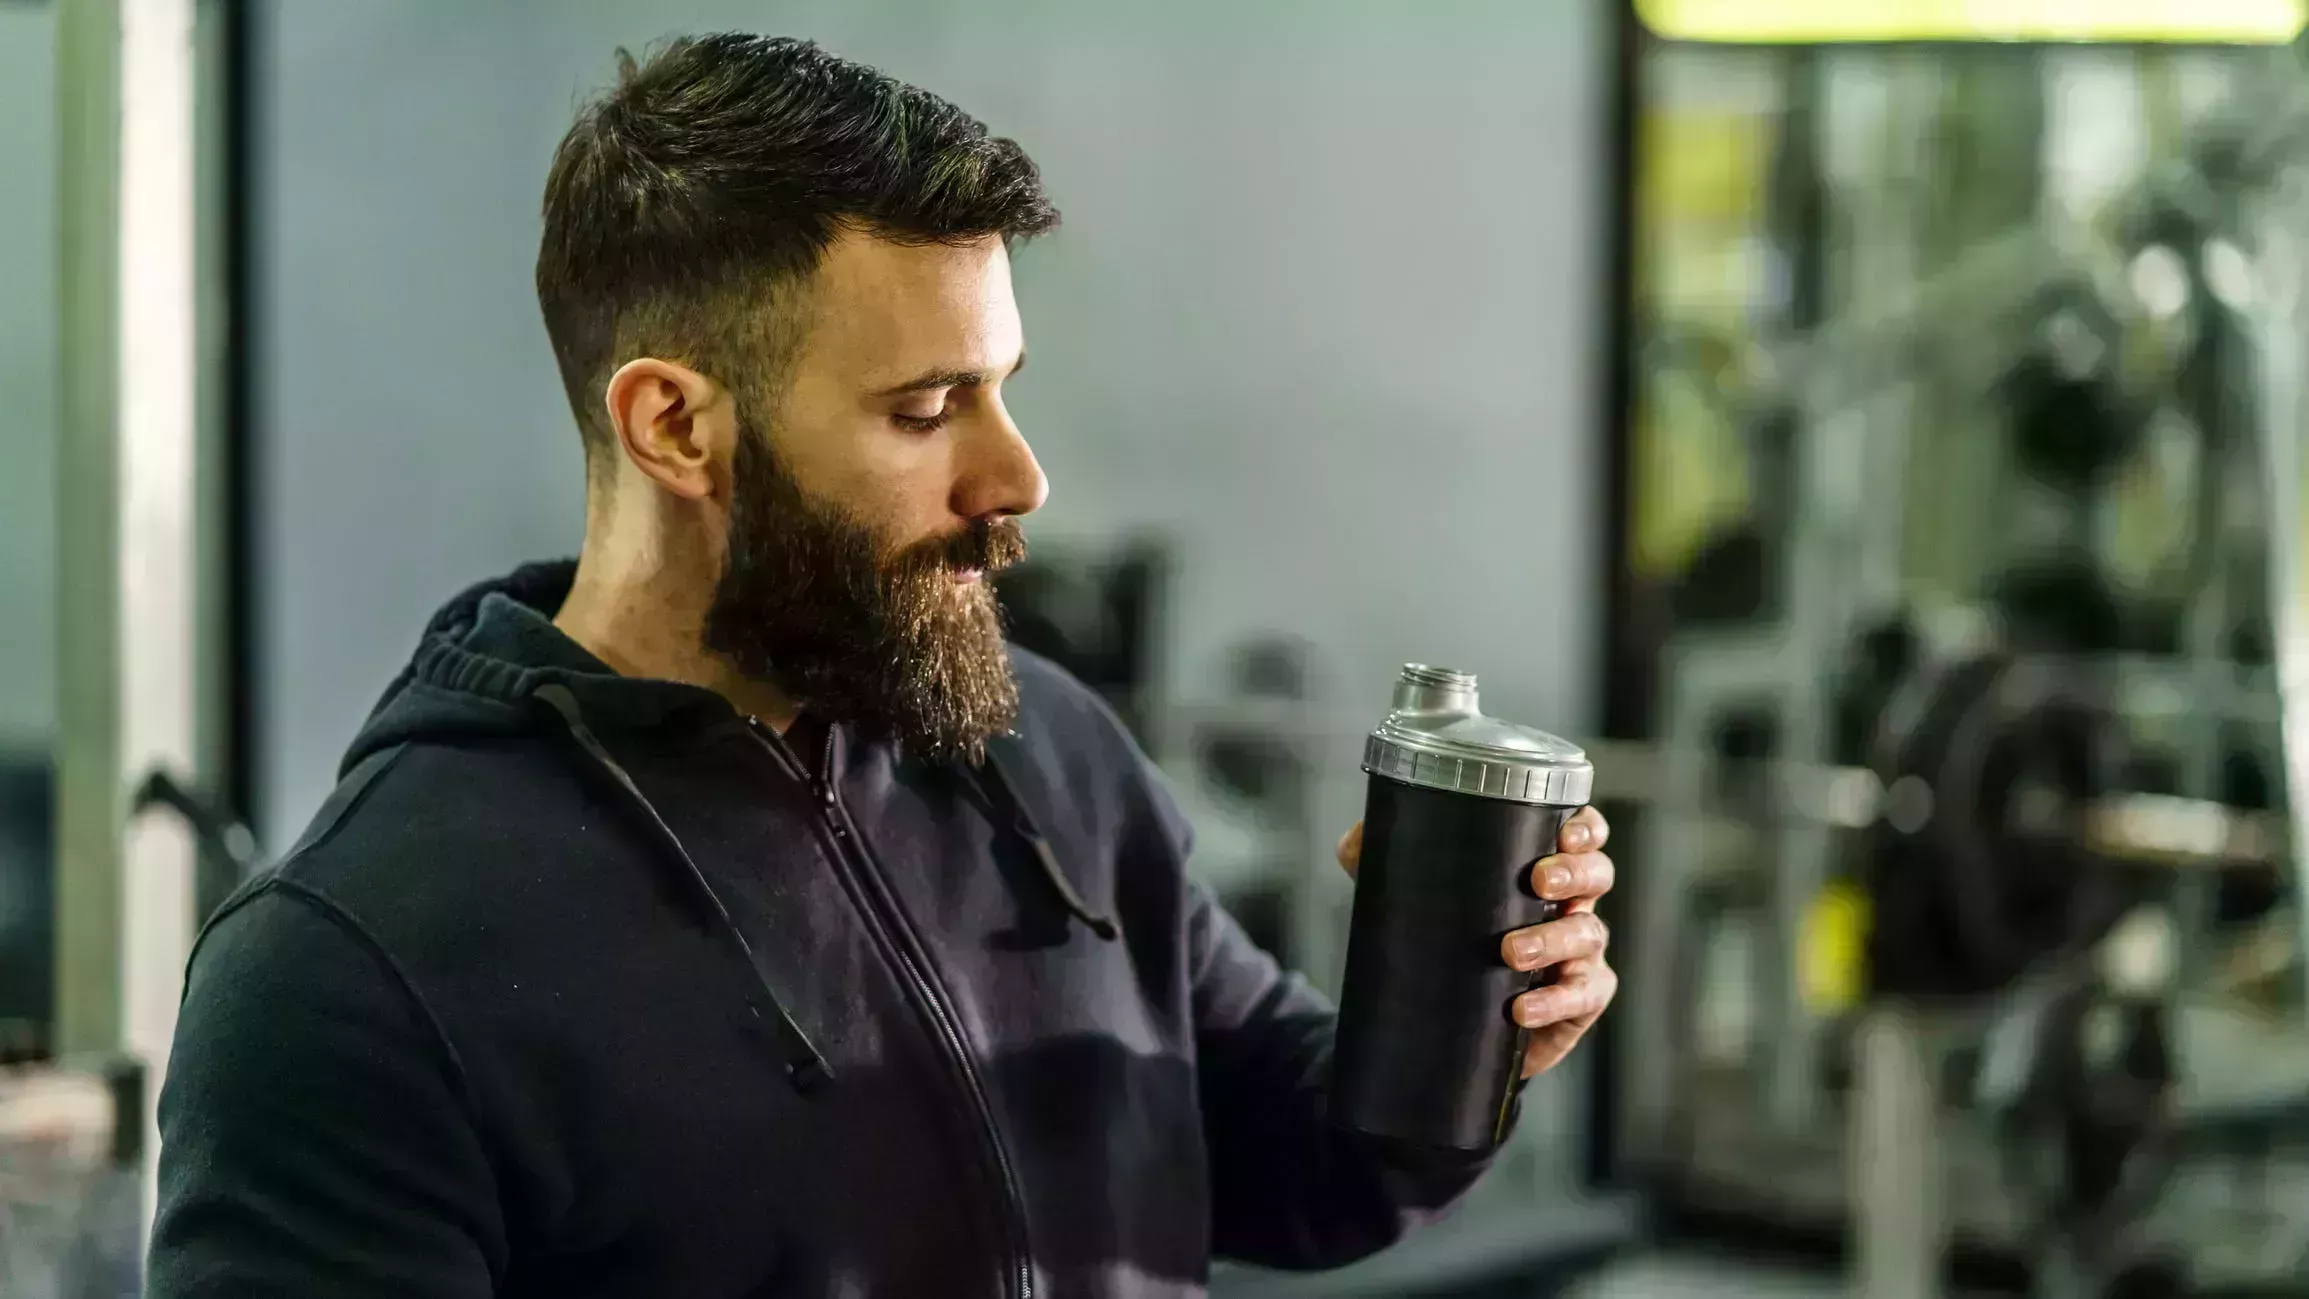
892 408 951 433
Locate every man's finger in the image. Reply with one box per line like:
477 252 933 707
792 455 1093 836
1512 966 1617 1028
1336 822 1363 878
1529 850 1614 902
1557 805 1609 853
1500 913 1610 971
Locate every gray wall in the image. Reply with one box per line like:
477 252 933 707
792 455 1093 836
0 2 58 751
255 0 1608 851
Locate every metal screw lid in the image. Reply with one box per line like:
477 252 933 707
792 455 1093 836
1362 664 1593 806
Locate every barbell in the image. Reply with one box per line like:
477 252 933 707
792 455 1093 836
1583 740 2280 870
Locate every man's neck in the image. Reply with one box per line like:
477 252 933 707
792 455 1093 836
552 544 800 731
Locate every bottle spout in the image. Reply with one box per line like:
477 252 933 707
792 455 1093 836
1392 663 1478 716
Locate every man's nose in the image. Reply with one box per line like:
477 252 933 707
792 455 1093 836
954 403 1048 521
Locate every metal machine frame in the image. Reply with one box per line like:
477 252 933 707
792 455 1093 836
1596 18 2309 1296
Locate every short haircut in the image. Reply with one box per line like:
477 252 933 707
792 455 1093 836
535 35 1060 472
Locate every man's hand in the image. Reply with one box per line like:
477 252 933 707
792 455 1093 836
1335 806 1616 1080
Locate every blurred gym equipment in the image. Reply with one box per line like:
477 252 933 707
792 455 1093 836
1605 29 2309 1299
0 759 56 1064
992 538 1169 742
0 1057 144 1299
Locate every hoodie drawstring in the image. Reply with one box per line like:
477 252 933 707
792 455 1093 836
967 743 1120 944
534 684 833 1095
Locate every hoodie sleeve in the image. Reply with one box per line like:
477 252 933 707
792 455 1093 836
148 882 505 1298
1176 840 1505 1270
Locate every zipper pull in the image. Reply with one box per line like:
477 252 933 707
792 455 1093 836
749 713 846 820
815 726 845 840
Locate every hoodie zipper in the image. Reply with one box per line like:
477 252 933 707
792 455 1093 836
743 718 1034 1299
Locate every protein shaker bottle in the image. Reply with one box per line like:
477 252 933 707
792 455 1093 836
1331 663 1595 1151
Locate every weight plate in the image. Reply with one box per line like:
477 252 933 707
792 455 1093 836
1864 652 2134 998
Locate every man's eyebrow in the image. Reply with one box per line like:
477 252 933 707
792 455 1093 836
871 350 1026 397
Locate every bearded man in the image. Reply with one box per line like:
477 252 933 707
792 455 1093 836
147 33 1617 1299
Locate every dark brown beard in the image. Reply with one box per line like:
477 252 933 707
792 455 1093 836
701 423 1026 759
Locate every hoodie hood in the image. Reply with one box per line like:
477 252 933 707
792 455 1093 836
344 559 734 777
345 558 1121 956
343 558 836 1090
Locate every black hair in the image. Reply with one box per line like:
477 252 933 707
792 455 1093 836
536 35 1059 470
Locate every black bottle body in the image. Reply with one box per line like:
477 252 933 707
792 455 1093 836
1331 774 1573 1151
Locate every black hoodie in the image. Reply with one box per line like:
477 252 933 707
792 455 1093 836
147 561 1505 1298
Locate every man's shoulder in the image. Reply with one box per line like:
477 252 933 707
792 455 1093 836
258 737 594 947
1001 645 1194 858
1006 645 1139 758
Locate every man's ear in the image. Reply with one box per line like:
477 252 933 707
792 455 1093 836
602 357 734 501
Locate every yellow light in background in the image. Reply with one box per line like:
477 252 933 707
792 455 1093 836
1638 0 2308 44
1799 883 1871 1013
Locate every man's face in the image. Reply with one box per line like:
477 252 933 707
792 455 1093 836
702 231 1046 758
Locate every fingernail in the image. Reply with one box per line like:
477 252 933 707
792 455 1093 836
1544 865 1572 896
1511 933 1545 968
1563 822 1592 850
1517 994 1552 1027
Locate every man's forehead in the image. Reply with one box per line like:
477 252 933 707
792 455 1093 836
804 230 1020 375
818 226 1010 287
